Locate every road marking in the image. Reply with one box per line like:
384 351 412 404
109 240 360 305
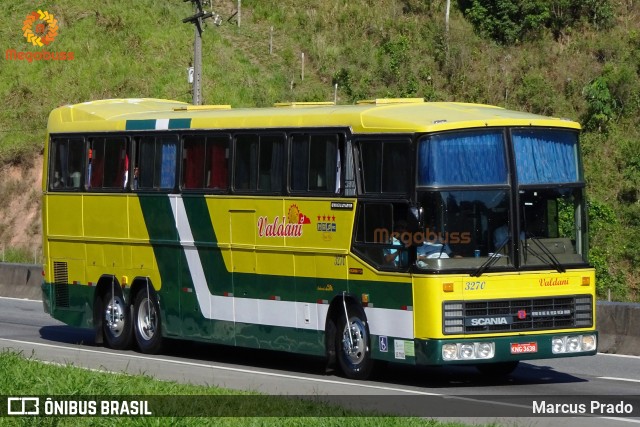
0 337 444 395
0 296 41 303
598 353 640 361
598 377 640 384
600 417 640 425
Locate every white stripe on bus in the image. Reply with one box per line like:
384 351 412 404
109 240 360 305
171 195 413 338
155 118 169 130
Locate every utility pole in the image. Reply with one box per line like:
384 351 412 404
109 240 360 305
182 0 221 105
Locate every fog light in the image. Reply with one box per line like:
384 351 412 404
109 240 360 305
552 337 566 354
460 344 474 359
581 334 597 351
443 344 458 360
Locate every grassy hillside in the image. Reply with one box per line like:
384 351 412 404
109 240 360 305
1 0 639 300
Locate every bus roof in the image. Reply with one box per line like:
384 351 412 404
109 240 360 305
47 98 581 134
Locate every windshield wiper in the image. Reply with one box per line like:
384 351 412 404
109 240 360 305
524 234 566 273
471 237 510 277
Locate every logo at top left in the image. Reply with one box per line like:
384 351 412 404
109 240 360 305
5 9 74 63
23 10 58 47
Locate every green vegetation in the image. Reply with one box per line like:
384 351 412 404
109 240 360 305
1 0 638 300
0 351 470 426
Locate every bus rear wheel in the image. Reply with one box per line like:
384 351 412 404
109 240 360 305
133 289 163 354
336 306 373 380
102 289 132 350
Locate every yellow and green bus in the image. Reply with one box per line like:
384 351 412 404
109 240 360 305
42 97 596 379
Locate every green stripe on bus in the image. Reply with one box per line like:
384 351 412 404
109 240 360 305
169 118 191 129
181 195 227 296
137 194 183 336
125 120 156 130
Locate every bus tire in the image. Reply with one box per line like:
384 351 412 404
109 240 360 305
336 305 373 380
101 289 132 350
476 361 519 376
133 289 163 354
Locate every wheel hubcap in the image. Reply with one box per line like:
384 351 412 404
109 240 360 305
137 297 157 341
342 317 367 364
105 296 126 337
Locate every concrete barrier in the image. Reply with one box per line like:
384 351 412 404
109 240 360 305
0 263 42 300
0 263 639 355
596 301 640 356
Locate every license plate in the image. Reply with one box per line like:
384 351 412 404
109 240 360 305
510 342 538 354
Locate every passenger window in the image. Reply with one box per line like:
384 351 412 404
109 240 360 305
87 137 128 190
290 134 340 193
353 202 411 270
234 134 284 192
50 137 85 190
358 139 411 195
135 136 178 191
183 135 229 190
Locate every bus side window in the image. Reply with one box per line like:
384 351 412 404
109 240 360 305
50 138 85 190
358 139 411 195
352 202 410 269
233 134 284 193
88 137 128 190
290 133 341 193
136 136 177 191
183 134 230 191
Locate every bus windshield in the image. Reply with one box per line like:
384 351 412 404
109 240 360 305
519 187 588 268
415 190 513 271
415 128 587 273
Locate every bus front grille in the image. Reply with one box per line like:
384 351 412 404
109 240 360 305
443 295 593 335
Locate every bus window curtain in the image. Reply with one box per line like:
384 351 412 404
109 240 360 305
513 130 579 184
418 131 506 185
382 143 409 192
90 140 105 188
160 141 177 189
270 139 284 191
291 136 308 191
335 147 341 194
139 140 155 189
184 141 205 188
209 142 228 189
361 143 382 193
58 141 68 187
324 138 337 193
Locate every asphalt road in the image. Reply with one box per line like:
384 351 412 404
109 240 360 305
1 296 639 426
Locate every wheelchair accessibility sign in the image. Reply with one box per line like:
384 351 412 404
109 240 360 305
379 336 388 353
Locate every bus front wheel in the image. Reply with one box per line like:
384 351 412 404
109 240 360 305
102 289 132 350
133 289 163 354
336 306 373 380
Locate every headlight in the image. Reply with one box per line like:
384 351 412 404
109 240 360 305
477 342 494 358
567 336 581 352
552 337 566 354
460 344 474 359
442 342 495 360
552 334 597 353
581 334 597 351
442 344 458 360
